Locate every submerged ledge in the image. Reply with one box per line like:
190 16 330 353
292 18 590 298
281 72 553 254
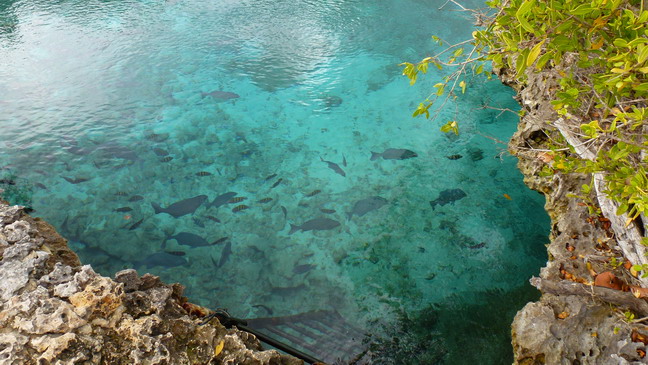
0 200 302 364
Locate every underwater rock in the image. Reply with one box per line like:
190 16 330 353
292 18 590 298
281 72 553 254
0 200 301 364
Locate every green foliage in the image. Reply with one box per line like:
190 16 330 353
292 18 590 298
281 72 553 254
403 0 648 227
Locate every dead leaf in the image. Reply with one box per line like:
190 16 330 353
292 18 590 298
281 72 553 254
625 260 633 270
214 340 225 357
594 271 623 290
632 329 648 345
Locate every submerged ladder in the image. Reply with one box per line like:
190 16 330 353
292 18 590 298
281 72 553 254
202 309 368 364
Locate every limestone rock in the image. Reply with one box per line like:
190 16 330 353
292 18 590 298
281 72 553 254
0 201 303 364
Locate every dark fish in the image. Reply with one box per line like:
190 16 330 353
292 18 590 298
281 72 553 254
270 178 283 189
429 189 467 210
342 154 347 167
320 208 336 214
115 191 129 196
228 197 247 203
305 190 321 197
320 157 346 177
347 196 388 220
206 215 221 223
293 264 316 274
218 241 232 267
165 251 186 256
289 218 341 234
128 195 144 202
145 133 169 143
207 192 237 209
213 236 229 244
201 90 240 101
34 183 48 190
166 232 222 248
370 148 418 161
62 176 89 184
97 142 138 161
446 154 463 160
160 156 173 162
135 252 187 269
192 217 205 228
232 204 249 213
258 198 273 204
151 195 207 218
468 242 486 249
196 171 212 177
114 207 133 213
265 173 277 181
0 179 16 185
128 218 144 230
153 148 169 156
281 206 288 219
252 304 274 315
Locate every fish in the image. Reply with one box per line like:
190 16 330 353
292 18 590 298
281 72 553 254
264 173 277 181
320 208 336 214
305 190 321 197
468 242 486 249
293 264 316 274
196 171 212 177
0 179 16 185
128 218 144 230
151 195 207 218
213 236 229 245
270 178 283 189
281 206 288 219
145 133 169 143
228 196 247 203
232 204 249 213
206 215 221 223
97 142 138 161
252 304 274 315
503 193 512 200
207 192 237 209
218 241 232 267
34 183 48 190
370 148 418 161
62 176 90 184
166 232 223 248
135 252 187 269
192 217 205 228
257 198 273 204
289 218 341 234
115 191 129 196
165 251 186 256
446 154 463 160
153 148 169 156
201 90 240 101
429 189 467 210
319 157 346 177
160 156 173 162
128 195 144 202
114 207 133 213
347 196 388 219
342 154 347 167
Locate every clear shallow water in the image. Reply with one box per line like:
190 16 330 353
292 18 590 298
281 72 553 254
0 0 549 363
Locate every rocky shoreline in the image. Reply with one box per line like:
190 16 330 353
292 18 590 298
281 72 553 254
0 200 302 364
503 63 648 364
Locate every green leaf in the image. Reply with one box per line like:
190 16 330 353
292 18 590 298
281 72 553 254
617 203 629 215
516 0 536 17
440 121 459 135
459 80 467 94
527 39 546 67
613 38 629 48
637 44 648 64
536 51 553 70
570 4 595 15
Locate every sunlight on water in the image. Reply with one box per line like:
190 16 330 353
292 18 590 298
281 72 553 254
0 0 549 363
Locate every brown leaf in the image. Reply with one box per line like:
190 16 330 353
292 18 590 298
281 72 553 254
632 329 648 345
594 271 623 290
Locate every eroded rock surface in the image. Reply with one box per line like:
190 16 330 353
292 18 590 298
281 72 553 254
0 201 302 365
504 65 648 364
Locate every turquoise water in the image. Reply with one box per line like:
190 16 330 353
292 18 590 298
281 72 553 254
0 0 549 363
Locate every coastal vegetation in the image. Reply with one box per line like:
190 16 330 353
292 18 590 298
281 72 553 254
402 0 647 261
